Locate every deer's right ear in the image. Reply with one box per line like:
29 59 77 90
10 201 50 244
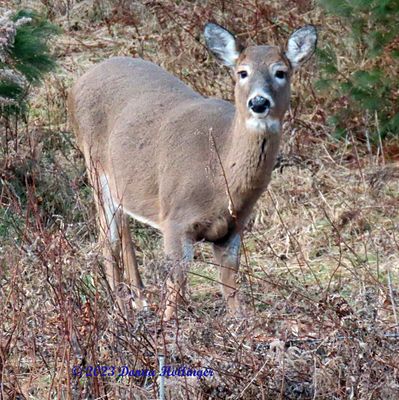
204 23 243 67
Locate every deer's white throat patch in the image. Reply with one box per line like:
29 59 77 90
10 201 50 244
246 117 281 134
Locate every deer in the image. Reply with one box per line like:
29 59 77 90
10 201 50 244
68 23 317 320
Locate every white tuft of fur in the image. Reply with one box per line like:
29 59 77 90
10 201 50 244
100 175 119 243
226 234 241 264
182 240 194 262
246 117 281 134
124 209 161 230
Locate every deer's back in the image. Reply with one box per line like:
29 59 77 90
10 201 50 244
68 57 202 161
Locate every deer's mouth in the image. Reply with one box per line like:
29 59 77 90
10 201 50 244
249 108 270 119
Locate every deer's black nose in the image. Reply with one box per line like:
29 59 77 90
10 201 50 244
248 96 271 114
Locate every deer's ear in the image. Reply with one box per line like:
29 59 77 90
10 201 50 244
204 23 243 67
285 25 317 70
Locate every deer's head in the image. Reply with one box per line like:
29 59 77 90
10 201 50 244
204 23 317 132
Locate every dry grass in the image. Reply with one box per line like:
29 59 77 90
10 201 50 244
1 0 399 399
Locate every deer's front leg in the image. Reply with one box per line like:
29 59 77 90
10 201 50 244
213 234 241 314
162 224 194 320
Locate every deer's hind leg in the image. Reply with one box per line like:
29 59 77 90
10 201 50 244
119 213 147 309
89 168 145 311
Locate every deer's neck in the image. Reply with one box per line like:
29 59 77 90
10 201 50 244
222 115 281 216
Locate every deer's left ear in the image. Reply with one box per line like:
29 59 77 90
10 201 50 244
285 25 317 70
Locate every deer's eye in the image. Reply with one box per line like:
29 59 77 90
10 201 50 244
237 70 248 79
275 70 286 79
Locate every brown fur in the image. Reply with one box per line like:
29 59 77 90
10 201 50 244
68 30 314 318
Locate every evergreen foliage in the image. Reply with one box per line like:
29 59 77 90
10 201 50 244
317 0 399 140
0 9 59 117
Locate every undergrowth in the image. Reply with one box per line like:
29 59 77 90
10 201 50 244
0 1 398 399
